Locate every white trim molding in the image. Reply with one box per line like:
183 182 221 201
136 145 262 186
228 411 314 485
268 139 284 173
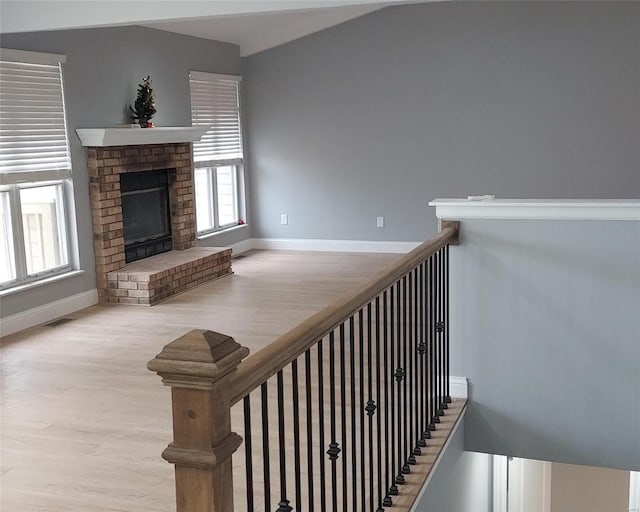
542 461 552 512
429 198 640 221
226 236 426 256
75 126 209 147
449 376 468 399
0 47 66 64
197 223 249 242
252 238 421 253
0 288 98 337
493 455 508 512
229 238 255 256
630 471 640 512
189 70 242 82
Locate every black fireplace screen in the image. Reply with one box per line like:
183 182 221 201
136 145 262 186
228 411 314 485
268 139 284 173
120 169 173 263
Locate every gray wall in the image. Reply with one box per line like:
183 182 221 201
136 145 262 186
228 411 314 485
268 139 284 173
244 1 640 241
416 416 494 512
0 26 245 318
450 219 640 471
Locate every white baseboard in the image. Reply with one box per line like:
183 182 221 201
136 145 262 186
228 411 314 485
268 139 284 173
449 376 468 399
251 238 420 253
226 237 421 255
0 237 425 336
0 288 98 337
229 237 255 256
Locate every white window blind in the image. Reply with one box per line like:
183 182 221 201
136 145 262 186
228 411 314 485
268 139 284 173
0 49 71 185
189 71 243 166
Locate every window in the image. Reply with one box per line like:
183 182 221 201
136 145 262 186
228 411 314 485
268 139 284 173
189 71 245 235
194 165 240 232
0 49 73 290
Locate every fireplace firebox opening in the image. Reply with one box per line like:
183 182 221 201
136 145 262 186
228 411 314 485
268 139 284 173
120 169 175 263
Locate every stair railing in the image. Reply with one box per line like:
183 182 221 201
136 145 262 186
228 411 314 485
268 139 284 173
148 221 459 512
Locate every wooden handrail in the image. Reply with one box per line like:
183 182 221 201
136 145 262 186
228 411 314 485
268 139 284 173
229 223 459 406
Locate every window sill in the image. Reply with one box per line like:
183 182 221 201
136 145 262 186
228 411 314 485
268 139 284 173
197 223 249 241
0 269 85 297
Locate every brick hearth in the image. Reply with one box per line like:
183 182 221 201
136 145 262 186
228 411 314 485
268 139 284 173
105 247 231 305
87 142 231 304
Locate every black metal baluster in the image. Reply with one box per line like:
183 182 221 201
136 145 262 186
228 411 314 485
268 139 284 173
244 395 254 511
445 244 452 405
417 266 423 447
261 382 271 512
412 268 422 459
442 247 450 408
318 340 327 512
416 268 421 451
292 359 302 510
277 370 292 512
389 283 398 498
395 278 405 486
359 309 366 508
383 289 393 507
418 262 429 447
408 271 417 466
433 253 440 423
424 257 433 432
436 253 440 422
328 332 339 512
339 323 348 512
402 275 410 476
375 296 384 512
437 249 445 417
430 256 438 430
366 302 375 512
305 349 315 512
349 316 357 511
438 248 448 416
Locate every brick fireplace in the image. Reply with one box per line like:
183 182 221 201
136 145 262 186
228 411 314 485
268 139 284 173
87 141 231 305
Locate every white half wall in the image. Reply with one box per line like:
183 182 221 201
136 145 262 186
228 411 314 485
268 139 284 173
446 213 640 471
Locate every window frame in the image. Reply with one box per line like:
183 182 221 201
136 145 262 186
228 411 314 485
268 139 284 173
189 71 246 237
0 180 72 290
0 189 17 284
0 48 76 291
194 163 244 236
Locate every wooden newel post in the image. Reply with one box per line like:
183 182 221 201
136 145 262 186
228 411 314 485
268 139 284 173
147 329 249 512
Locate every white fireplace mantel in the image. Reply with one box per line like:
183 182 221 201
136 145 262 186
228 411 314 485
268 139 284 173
429 198 640 221
76 126 209 147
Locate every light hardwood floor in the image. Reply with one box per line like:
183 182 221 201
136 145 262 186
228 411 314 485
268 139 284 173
1 250 403 512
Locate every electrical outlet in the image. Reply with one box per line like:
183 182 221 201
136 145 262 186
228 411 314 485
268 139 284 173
280 213 288 225
376 216 384 228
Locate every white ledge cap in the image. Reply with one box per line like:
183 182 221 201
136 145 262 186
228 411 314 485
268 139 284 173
429 198 640 221
76 126 209 147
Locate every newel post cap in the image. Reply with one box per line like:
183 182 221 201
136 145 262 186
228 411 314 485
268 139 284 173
147 329 249 388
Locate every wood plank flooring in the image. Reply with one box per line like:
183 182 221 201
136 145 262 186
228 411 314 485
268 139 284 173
1 250 401 512
1 249 463 512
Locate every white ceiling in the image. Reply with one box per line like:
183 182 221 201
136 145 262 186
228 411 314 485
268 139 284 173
0 1 436 57
145 5 388 57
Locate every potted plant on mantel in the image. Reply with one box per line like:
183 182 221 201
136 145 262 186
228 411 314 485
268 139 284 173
128 76 156 128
